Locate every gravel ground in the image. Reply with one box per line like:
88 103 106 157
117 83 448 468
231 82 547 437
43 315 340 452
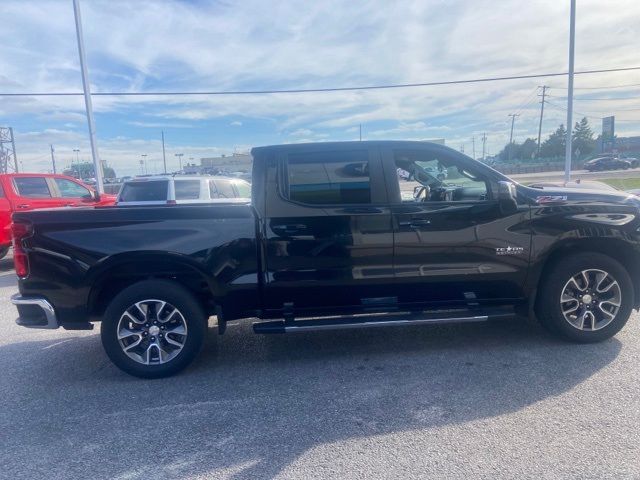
1 254 639 479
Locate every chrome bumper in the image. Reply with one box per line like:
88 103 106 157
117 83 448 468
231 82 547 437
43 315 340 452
11 294 59 329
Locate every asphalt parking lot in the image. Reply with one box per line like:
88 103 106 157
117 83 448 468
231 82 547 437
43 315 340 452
1 255 640 479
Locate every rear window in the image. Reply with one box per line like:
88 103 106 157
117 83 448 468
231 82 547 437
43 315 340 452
174 180 201 200
118 180 168 202
14 177 52 198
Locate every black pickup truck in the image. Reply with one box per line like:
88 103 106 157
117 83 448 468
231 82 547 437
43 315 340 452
11 141 640 377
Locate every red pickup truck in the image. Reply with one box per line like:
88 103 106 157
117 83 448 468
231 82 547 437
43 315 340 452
0 173 116 258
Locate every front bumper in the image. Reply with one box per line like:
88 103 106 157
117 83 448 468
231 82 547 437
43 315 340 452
11 294 59 329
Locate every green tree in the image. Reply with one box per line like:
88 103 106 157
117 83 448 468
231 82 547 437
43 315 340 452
572 117 596 156
540 124 567 158
498 138 538 162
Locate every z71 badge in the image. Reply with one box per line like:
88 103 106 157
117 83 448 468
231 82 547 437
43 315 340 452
495 246 525 256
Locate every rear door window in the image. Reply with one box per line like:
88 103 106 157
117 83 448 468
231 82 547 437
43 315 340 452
13 177 52 198
174 180 201 200
286 150 371 205
214 179 236 198
232 180 251 197
118 181 168 202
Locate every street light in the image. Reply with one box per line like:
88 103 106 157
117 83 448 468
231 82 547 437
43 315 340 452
175 153 184 171
73 149 80 164
141 154 148 175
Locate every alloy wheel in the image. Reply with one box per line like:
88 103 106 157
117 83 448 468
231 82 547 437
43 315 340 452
560 269 622 331
116 299 188 365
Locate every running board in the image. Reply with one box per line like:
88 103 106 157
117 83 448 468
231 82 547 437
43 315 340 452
253 309 512 334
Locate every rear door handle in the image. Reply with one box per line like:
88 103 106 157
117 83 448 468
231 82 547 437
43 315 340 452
399 218 431 228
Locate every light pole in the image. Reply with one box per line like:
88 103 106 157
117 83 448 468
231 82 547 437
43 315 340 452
564 0 577 184
175 153 184 171
141 154 148 175
73 149 80 164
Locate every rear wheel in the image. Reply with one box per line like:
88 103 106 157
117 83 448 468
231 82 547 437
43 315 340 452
537 253 633 343
101 279 206 378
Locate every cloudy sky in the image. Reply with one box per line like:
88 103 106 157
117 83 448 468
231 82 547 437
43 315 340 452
1 0 639 175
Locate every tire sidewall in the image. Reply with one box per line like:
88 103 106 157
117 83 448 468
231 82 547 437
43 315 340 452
101 280 206 378
538 253 633 343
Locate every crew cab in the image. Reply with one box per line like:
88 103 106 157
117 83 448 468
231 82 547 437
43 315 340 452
11 141 640 378
0 173 116 258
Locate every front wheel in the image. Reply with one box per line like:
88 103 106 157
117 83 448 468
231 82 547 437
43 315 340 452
101 279 207 378
537 253 633 343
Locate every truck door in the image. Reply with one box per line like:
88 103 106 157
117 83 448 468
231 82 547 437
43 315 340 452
0 182 12 248
383 146 531 307
262 145 394 315
50 177 96 206
10 176 63 211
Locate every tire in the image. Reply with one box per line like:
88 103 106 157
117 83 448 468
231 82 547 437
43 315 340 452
536 252 633 343
101 279 207 378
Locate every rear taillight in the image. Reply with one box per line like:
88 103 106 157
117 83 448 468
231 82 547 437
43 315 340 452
11 221 32 278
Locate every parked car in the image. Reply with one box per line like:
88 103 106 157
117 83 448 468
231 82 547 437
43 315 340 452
591 153 640 168
584 156 632 171
11 141 640 378
0 173 116 259
116 175 251 206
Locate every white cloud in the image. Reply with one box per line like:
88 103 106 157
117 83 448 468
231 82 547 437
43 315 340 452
229 120 242 126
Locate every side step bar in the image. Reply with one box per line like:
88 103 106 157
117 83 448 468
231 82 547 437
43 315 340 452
253 309 512 334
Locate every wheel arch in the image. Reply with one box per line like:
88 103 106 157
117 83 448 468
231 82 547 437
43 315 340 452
532 237 640 310
87 252 220 320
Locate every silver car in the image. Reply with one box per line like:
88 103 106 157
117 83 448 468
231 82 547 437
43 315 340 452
116 176 250 206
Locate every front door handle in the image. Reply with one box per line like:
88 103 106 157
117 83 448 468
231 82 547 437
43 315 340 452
272 224 308 235
399 218 431 228
17 204 30 209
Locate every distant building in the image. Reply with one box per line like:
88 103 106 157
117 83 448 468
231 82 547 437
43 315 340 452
199 153 252 173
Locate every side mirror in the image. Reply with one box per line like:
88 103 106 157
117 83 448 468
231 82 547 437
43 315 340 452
497 181 517 214
413 185 426 200
84 190 100 202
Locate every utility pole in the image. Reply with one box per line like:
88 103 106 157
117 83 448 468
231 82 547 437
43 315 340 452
472 136 476 160
359 124 362 141
0 127 18 173
73 0 104 193
161 131 167 174
564 0 576 184
141 154 148 174
508 113 519 162
536 86 548 158
460 144 465 154
481 133 487 161
50 145 57 173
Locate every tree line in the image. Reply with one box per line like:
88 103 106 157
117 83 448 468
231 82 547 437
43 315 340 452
497 117 598 162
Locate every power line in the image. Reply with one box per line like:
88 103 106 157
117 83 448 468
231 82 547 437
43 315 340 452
544 100 602 121
2 66 640 97
550 82 640 90
547 94 640 101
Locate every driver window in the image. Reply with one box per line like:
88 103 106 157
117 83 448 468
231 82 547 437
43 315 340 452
394 150 489 203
